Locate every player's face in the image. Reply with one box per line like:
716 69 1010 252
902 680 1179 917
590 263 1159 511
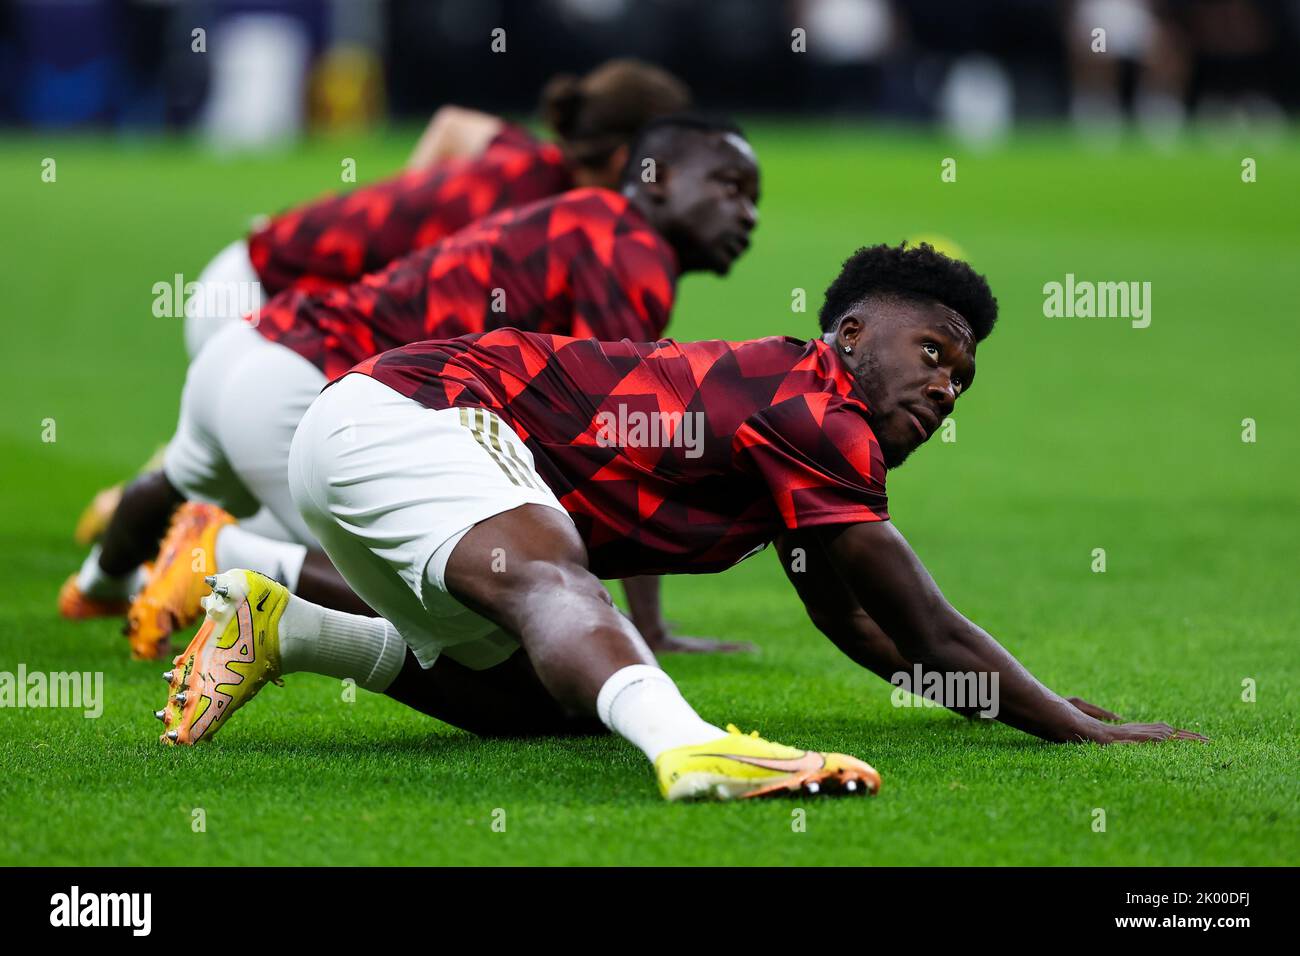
848 300 977 469
660 133 760 274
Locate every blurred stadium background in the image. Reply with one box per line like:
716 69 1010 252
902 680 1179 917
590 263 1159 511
3 0 1298 140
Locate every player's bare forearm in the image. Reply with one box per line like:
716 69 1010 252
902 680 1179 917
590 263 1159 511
621 574 668 644
819 522 1206 744
777 532 998 718
407 106 504 169
777 532 902 676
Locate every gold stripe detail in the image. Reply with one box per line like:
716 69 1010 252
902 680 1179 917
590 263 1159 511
463 407 521 487
487 412 543 491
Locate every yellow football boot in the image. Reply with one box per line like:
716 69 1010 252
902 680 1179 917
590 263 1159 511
126 502 235 660
654 724 882 801
158 570 287 746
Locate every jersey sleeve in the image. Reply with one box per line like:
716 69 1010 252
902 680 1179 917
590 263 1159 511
732 393 889 529
567 232 675 342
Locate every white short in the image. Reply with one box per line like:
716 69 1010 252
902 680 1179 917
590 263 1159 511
288 372 572 670
163 322 326 545
183 239 262 360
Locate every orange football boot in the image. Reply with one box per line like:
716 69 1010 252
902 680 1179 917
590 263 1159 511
73 484 124 546
58 573 130 620
125 503 235 660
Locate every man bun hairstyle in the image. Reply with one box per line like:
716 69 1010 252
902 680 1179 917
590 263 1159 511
540 72 584 139
540 59 692 170
818 241 998 341
618 112 746 186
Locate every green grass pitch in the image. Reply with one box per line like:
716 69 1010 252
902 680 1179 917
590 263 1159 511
0 124 1296 866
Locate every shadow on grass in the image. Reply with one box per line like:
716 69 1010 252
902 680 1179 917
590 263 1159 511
204 727 627 762
209 712 1061 761
781 712 1059 753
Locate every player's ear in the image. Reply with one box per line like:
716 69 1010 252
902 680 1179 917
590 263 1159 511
836 311 866 352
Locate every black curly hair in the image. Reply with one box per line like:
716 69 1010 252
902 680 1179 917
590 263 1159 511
817 242 998 341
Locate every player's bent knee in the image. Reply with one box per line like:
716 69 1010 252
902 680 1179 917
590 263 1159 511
442 504 592 607
480 557 611 625
516 558 611 608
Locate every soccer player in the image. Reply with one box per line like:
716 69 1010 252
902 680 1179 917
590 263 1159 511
77 116 760 661
192 58 693 356
69 58 690 545
155 242 1207 802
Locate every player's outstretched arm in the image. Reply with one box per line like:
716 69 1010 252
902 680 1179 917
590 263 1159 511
817 522 1208 745
776 532 1122 722
407 106 504 169
776 531 910 680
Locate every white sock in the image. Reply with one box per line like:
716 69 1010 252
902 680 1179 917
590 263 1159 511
596 664 725 763
216 525 309 591
276 594 405 692
75 545 147 600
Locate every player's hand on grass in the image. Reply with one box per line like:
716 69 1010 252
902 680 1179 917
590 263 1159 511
622 575 757 654
1066 696 1123 722
642 629 757 655
1088 721 1210 745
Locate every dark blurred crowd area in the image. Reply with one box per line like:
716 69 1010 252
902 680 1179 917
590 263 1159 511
2 0 1297 137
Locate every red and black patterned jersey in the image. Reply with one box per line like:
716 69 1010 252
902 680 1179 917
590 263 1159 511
246 124 571 296
352 331 890 578
253 188 678 381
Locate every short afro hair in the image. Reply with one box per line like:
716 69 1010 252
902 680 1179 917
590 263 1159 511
817 242 998 341
619 112 746 185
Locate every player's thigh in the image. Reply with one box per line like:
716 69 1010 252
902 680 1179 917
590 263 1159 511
162 322 260 518
296 477 434 657
288 381 446 661
289 375 571 668
441 504 611 637
213 335 325 546
184 239 262 360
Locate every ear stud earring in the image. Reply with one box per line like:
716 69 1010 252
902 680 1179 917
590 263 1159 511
842 345 853 354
